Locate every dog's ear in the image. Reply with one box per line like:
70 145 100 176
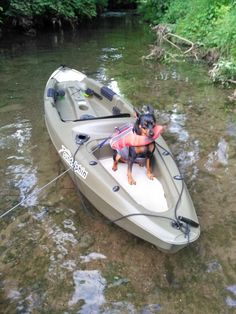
133 108 142 135
133 119 142 135
146 105 154 115
133 108 141 118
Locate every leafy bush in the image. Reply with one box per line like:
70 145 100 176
0 6 3 24
206 5 236 58
3 0 110 25
209 59 236 83
109 0 137 9
139 0 236 82
138 0 170 24
164 0 236 82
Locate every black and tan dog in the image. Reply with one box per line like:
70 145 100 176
110 106 163 185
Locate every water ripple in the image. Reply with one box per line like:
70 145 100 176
6 164 37 206
100 47 123 62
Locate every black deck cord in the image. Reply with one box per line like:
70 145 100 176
60 113 131 123
87 127 195 243
109 141 192 243
111 213 175 224
156 142 191 240
71 126 193 242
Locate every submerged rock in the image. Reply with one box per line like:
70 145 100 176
205 260 222 273
78 234 95 249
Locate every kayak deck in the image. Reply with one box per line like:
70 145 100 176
100 157 168 213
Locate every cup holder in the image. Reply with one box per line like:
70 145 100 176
78 104 88 111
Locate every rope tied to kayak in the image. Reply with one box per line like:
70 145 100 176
0 168 70 219
1 132 95 221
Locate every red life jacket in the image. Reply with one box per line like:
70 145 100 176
110 124 163 151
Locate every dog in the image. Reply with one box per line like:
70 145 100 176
111 106 163 185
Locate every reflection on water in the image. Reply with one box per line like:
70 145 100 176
169 111 189 142
160 106 200 181
205 137 229 172
100 47 123 62
69 270 106 311
108 79 121 94
226 285 236 308
226 120 236 137
176 140 200 182
0 120 38 208
0 14 236 314
0 120 31 151
47 219 79 278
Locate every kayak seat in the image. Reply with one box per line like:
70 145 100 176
101 86 116 101
47 88 65 99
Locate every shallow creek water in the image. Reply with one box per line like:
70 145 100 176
0 15 236 313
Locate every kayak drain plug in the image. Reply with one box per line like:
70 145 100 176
89 161 97 166
112 186 120 192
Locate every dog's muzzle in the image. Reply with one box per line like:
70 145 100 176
148 129 154 137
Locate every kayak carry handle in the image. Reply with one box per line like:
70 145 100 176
178 216 199 228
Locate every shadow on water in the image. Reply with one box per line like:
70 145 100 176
1 14 236 313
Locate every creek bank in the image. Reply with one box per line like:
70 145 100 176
143 24 236 101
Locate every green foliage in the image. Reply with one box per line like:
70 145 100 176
206 6 236 58
156 0 236 53
109 0 137 9
0 6 3 24
139 0 236 82
209 58 236 83
163 0 236 82
138 0 170 24
96 0 109 12
4 0 109 22
159 0 188 25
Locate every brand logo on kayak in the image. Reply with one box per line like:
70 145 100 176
59 145 88 179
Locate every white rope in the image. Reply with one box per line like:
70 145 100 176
0 168 70 219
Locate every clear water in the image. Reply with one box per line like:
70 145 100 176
0 15 236 313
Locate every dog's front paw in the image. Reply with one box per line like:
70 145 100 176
147 172 155 180
112 163 118 171
128 176 136 185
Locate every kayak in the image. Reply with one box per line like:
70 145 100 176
44 65 200 253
